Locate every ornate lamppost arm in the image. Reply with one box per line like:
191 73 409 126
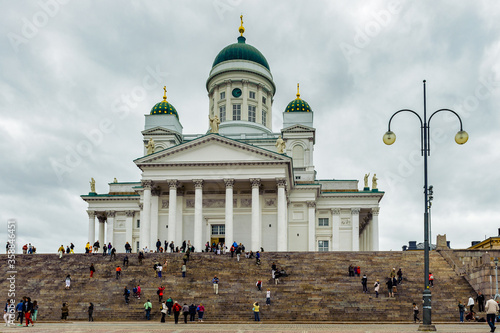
426 108 469 156
384 109 424 155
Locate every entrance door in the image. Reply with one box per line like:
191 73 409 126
211 224 225 246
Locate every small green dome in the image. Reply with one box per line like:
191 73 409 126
285 98 312 113
150 101 178 119
212 36 270 70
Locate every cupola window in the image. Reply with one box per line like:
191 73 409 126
220 91 226 100
232 104 241 120
249 91 256 99
248 105 256 122
219 105 226 122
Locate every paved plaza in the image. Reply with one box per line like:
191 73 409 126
0 322 492 332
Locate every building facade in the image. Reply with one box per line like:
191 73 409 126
82 19 384 253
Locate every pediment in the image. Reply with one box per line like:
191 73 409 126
141 127 179 135
135 134 291 166
282 124 315 132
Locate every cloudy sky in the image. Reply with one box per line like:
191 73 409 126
1 1 499 253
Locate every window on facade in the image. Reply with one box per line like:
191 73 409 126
262 110 267 126
292 145 305 168
318 218 329 226
136 241 140 253
318 240 329 252
211 224 226 235
248 105 256 122
262 96 267 104
220 91 225 100
233 104 241 120
219 105 226 122
249 91 256 99
136 219 140 228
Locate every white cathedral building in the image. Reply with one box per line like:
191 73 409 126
82 19 384 253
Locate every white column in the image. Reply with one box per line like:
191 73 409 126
242 80 249 121
98 215 106 246
168 180 178 245
371 207 380 251
307 201 316 251
366 222 372 250
176 188 184 247
257 84 263 124
332 208 340 251
276 178 287 251
106 211 115 247
225 80 231 122
351 208 360 251
224 179 234 248
250 178 261 251
193 179 203 252
87 211 95 244
150 188 160 249
141 180 152 251
125 210 134 251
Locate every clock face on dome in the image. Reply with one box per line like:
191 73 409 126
232 88 242 98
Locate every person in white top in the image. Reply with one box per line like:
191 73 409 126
266 289 271 306
467 296 475 313
485 298 499 332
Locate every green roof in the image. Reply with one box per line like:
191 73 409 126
212 36 270 70
285 98 312 113
150 101 179 119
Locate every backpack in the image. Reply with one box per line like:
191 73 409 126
157 289 160 295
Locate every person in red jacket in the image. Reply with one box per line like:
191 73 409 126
172 301 182 324
157 286 165 303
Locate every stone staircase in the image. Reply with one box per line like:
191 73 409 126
0 251 475 322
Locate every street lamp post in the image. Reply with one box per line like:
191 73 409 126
383 80 468 331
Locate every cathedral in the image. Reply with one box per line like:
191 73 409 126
82 18 384 253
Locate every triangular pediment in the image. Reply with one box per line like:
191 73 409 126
282 124 315 132
141 127 180 135
135 134 291 166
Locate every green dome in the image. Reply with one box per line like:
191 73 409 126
285 98 312 113
150 101 179 119
212 36 270 70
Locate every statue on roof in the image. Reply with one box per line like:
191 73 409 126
275 136 286 154
90 178 96 193
372 174 378 190
113 178 118 183
209 114 220 133
145 138 155 155
364 173 370 188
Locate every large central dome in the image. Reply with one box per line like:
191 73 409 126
212 36 270 70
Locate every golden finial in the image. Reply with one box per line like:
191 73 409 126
296 83 301 99
163 86 167 102
238 15 245 36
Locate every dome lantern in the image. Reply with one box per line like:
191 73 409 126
150 86 179 119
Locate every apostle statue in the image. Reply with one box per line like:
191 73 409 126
145 138 155 155
90 178 96 193
275 136 286 154
113 178 118 183
372 174 378 190
364 173 370 188
209 114 220 133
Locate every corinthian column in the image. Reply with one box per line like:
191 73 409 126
371 207 380 251
168 180 179 245
87 211 95 244
141 180 153 251
351 208 360 251
97 215 106 247
193 180 203 252
250 178 261 251
224 179 235 248
106 211 115 247
276 178 287 251
307 201 316 251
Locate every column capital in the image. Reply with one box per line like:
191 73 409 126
224 178 235 188
351 208 361 214
106 211 116 218
371 207 380 216
250 178 261 188
306 201 316 208
138 203 144 210
168 179 179 189
276 178 287 188
141 179 153 190
223 79 232 85
125 210 135 217
242 79 250 85
193 179 204 189
331 208 341 215
87 210 95 218
97 215 107 223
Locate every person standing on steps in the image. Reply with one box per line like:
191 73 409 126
58 245 64 259
65 275 71 289
61 303 69 320
23 297 33 327
137 284 141 300
212 275 219 295
89 263 95 278
485 297 499 332
361 273 368 293
166 297 173 316
189 303 197 322
477 291 485 312
123 255 129 267
256 280 262 291
116 266 122 279
31 300 38 323
144 299 152 320
412 302 420 323
428 272 434 287
266 289 271 306
181 264 186 278
160 301 167 322
172 301 182 324
374 279 380 298
397 268 403 285
88 303 94 322
197 303 205 322
123 286 130 304
467 295 475 313
253 302 260 321
157 286 165 303
386 277 393 297
458 301 465 322
16 299 23 326
182 303 189 323
110 247 116 261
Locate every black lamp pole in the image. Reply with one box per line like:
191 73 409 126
383 80 468 331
